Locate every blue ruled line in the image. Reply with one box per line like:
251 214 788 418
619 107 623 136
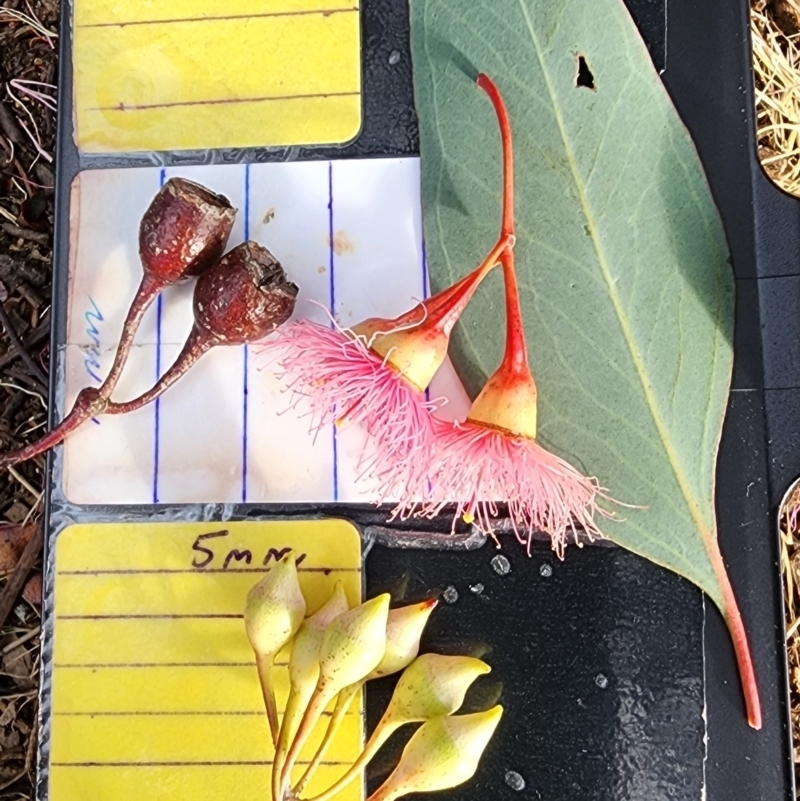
153 168 166 504
242 164 251 503
328 161 339 501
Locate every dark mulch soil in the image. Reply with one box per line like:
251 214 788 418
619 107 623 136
0 1 58 798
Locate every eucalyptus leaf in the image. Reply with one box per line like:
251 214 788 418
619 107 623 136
409 0 760 727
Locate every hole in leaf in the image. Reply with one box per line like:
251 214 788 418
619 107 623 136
575 54 596 91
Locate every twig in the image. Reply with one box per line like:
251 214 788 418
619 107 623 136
0 768 27 793
22 494 43 528
1 626 40 655
7 466 40 500
0 382 46 408
0 522 42 628
0 298 49 384
0 223 49 246
0 7 57 47
24 715 37 773
9 80 56 113
3 85 51 165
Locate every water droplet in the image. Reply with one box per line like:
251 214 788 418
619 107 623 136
504 770 526 791
595 673 608 689
491 554 511 575
470 583 484 595
388 49 401 65
539 563 552 578
442 585 459 604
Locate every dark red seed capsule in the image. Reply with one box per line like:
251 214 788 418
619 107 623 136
193 241 299 344
139 177 236 284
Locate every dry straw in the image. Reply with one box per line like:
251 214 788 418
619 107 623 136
752 2 800 194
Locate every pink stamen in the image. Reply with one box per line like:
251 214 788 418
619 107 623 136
396 418 612 556
260 319 438 502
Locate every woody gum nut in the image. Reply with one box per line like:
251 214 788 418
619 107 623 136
373 706 503 799
369 599 438 679
139 177 236 282
318 594 391 692
194 241 299 344
383 654 490 725
243 552 306 658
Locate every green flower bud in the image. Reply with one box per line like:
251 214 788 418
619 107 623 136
243 551 306 658
371 706 503 801
290 581 349 694
318 593 391 693
369 598 438 680
383 654 490 726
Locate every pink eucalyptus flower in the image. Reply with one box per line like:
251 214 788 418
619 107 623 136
266 234 511 499
394 75 611 554
414 417 608 557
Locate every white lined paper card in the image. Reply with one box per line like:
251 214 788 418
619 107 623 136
62 158 469 505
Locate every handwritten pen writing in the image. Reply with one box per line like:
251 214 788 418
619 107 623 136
191 530 308 571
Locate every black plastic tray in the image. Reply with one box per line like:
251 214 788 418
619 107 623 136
39 0 794 799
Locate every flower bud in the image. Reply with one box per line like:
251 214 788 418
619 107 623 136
274 582 350 788
194 241 299 345
383 654 490 726
139 177 236 283
290 581 349 695
372 706 503 800
369 598 438 680
318 593 390 692
243 551 306 658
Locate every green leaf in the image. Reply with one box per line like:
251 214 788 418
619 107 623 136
410 0 759 726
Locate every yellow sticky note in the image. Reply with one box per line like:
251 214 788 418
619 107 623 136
49 520 364 801
72 1 362 153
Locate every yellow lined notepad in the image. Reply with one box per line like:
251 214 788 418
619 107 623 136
72 0 362 152
50 520 364 801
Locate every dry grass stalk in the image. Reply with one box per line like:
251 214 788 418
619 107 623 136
780 481 800 766
752 6 800 194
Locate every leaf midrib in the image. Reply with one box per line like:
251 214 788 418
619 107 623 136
515 0 715 545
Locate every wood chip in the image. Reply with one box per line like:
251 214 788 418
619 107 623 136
21 573 41 607
0 522 42 629
4 502 29 524
1 644 32 686
0 700 16 728
0 101 23 145
0 224 49 247
0 524 35 576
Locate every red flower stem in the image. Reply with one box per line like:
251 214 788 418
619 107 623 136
499 248 531 378
394 74 517 332
0 395 101 466
103 327 213 416
0 273 166 466
0 327 214 468
424 234 513 324
98 272 165 399
707 537 762 729
477 73 514 243
477 73 531 381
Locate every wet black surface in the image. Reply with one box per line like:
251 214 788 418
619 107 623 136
365 542 705 801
